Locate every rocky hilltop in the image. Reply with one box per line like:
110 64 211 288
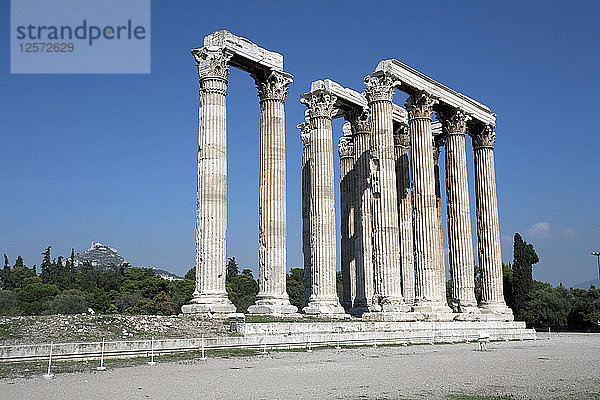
73 242 182 280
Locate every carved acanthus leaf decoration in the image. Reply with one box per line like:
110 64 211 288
364 71 400 103
470 124 496 149
297 121 311 147
338 136 354 158
253 70 293 101
405 90 439 119
393 124 410 148
437 109 472 135
345 107 371 134
192 47 232 80
300 90 337 120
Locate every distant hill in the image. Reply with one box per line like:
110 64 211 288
74 242 125 269
148 267 183 281
73 242 182 281
574 278 600 290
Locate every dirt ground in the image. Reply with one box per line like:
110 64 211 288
1 332 599 400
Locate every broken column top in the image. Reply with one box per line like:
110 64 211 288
202 30 284 73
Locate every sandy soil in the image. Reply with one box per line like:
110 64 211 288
1 333 599 400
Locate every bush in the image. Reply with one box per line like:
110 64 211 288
16 282 60 315
43 289 88 315
0 290 19 315
286 268 305 310
520 283 573 327
226 273 258 313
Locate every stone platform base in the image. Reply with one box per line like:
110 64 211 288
234 320 536 343
362 312 417 322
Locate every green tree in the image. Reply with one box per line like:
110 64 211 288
39 246 53 283
184 267 195 281
0 290 19 315
503 263 514 309
152 292 176 315
226 272 258 313
9 257 36 290
84 287 111 313
512 233 539 318
520 282 573 327
16 280 60 315
226 257 239 283
568 288 600 330
0 255 9 290
168 279 195 310
120 267 169 299
43 289 88 315
286 268 305 310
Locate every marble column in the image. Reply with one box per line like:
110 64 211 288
471 124 513 319
432 135 447 303
298 120 312 307
364 71 409 313
438 109 479 313
339 128 355 310
248 70 297 315
183 47 236 314
393 124 415 304
300 89 345 315
345 108 376 314
405 90 451 315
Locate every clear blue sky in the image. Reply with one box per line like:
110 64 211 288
1 1 599 287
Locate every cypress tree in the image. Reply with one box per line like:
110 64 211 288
512 233 539 318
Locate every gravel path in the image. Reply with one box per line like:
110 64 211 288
1 333 599 399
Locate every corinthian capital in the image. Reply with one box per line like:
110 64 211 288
253 70 293 102
393 124 410 148
338 136 354 159
405 90 438 120
300 90 337 120
297 120 311 147
364 71 399 103
344 107 371 134
192 47 232 80
470 124 496 150
437 109 472 135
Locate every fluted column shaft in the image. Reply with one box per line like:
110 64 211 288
364 72 408 312
405 91 450 313
433 139 447 297
183 47 235 314
439 110 478 312
394 127 415 304
300 90 344 315
347 109 375 313
248 70 296 314
472 125 512 317
299 123 312 306
339 132 355 310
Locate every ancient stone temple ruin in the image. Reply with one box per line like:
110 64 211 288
183 31 514 323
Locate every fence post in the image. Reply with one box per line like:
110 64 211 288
42 342 55 380
148 337 157 365
200 334 207 361
97 338 107 371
